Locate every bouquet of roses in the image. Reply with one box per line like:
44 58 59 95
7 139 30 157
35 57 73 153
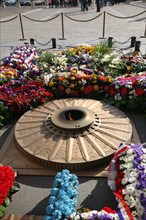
0 165 20 218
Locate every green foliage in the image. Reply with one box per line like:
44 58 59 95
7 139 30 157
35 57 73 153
0 205 6 218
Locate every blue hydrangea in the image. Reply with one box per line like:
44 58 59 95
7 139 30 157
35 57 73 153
44 169 79 220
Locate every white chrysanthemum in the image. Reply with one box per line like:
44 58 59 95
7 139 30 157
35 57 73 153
74 214 81 220
115 95 122 101
80 212 92 219
101 54 111 63
132 210 138 219
126 84 132 89
134 190 142 197
124 185 135 195
128 176 137 183
129 90 135 95
115 85 120 89
42 63 48 68
44 74 52 85
126 148 135 155
129 95 134 99
122 177 129 185
111 58 120 64
135 206 144 217
125 195 135 207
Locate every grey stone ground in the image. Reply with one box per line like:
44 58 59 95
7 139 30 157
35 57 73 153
0 1 146 217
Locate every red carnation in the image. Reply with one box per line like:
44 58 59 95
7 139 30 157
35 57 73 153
74 91 79 97
58 85 64 92
135 88 144 96
110 88 116 96
0 166 15 205
132 80 138 87
84 85 93 95
57 76 63 81
104 85 109 91
121 87 128 95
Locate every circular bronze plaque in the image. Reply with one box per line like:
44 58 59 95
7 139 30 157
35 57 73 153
15 98 132 170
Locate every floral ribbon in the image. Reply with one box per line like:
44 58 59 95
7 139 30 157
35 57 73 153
114 192 134 220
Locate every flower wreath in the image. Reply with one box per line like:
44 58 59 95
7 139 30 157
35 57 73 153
0 165 20 218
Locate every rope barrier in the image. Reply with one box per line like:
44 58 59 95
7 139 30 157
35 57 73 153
106 10 146 19
64 12 103 22
0 15 18 23
22 14 60 22
1 11 146 53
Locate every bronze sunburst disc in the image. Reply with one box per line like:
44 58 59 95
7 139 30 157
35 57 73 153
15 98 132 170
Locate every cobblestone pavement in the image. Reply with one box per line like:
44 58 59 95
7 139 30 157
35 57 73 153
0 1 146 61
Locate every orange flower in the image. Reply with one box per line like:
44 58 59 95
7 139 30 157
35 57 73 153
93 85 99 91
84 75 90 80
70 76 75 81
98 75 107 82
69 83 75 88
49 81 54 87
66 88 71 95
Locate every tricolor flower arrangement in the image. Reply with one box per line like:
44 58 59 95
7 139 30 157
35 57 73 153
44 169 79 220
108 72 146 109
0 78 53 117
0 165 20 218
108 143 146 220
2 43 40 78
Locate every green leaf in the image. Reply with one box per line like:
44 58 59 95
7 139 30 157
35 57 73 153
10 181 20 194
107 99 116 105
115 101 121 108
121 100 127 105
3 197 11 206
0 205 6 218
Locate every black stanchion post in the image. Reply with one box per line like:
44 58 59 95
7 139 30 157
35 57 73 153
30 38 34 45
134 41 141 52
100 11 106 39
141 26 146 38
52 38 56 48
130 36 136 47
19 13 26 41
59 13 66 40
108 37 113 48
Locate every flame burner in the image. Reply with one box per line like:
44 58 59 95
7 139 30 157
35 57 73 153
48 106 95 131
15 99 132 170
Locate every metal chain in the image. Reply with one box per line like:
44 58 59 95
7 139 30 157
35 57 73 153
113 37 131 45
34 39 52 46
